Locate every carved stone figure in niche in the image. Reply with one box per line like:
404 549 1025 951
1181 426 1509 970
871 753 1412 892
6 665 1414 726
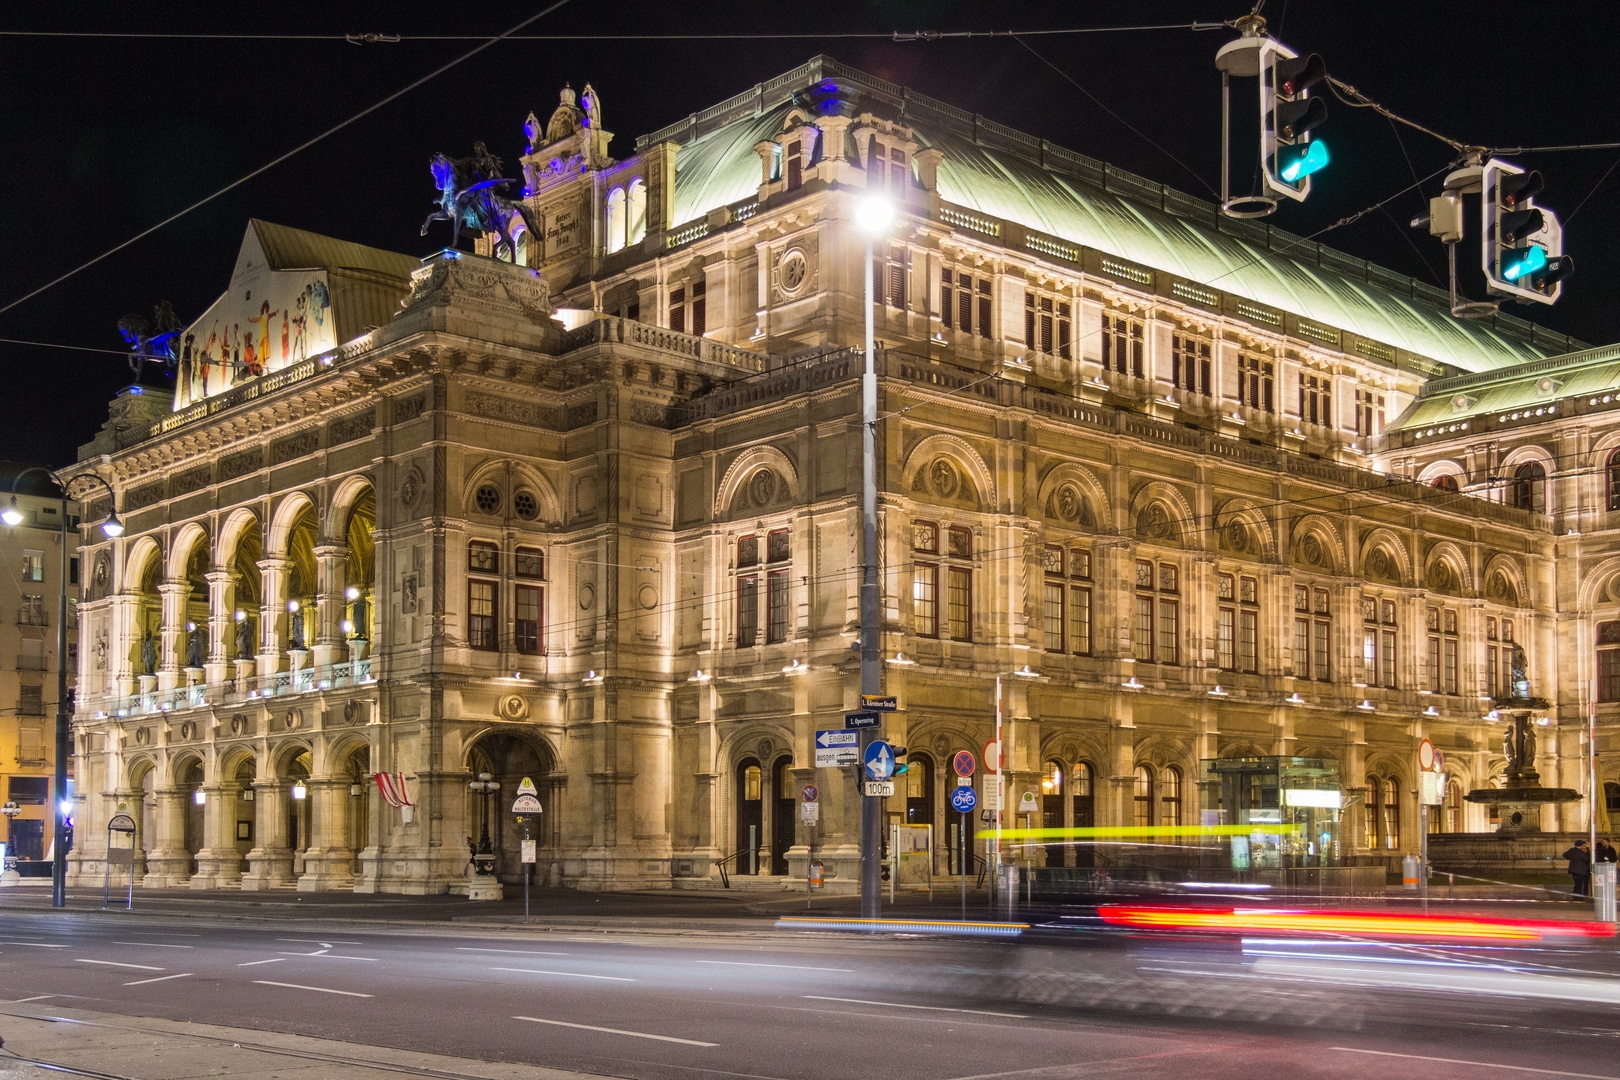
401 574 418 615
1368 548 1391 581
1054 485 1082 523
141 629 157 676
929 459 959 499
350 593 370 641
94 628 108 670
289 606 305 651
186 626 205 669
1427 561 1452 593
1137 504 1170 541
235 617 254 662
1223 520 1248 553
748 469 776 507
1299 533 1323 567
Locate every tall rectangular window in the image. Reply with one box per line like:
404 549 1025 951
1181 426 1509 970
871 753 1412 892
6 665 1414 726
1295 617 1311 679
947 272 992 337
690 280 707 336
737 575 759 647
883 245 908 308
1217 573 1236 671
1239 610 1258 674
468 580 497 650
1238 354 1275 412
1042 546 1065 652
1299 372 1331 426
1600 622 1620 702
786 139 802 190
515 584 542 655
947 567 972 641
889 147 908 195
1355 388 1386 436
978 277 993 340
1133 594 1155 662
1023 291 1070 356
914 564 938 637
766 569 790 644
1171 334 1211 396
21 551 43 583
669 286 685 334
1158 598 1179 664
1101 315 1143 376
1070 585 1091 655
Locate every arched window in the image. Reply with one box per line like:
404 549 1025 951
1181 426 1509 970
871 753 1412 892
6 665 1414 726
1160 765 1182 829
1431 474 1459 493
605 186 626 253
1133 764 1154 828
1511 462 1546 513
1444 779 1463 833
626 178 647 247
1382 778 1402 850
1365 776 1383 849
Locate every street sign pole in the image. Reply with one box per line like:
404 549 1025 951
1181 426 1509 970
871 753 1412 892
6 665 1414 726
960 810 967 919
993 676 1003 907
859 229 882 922
510 777 543 922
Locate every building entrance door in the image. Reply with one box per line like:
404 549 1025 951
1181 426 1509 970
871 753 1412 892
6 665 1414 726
771 758 795 876
735 759 762 875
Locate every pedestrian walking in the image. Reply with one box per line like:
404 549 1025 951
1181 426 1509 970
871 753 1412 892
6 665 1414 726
1563 839 1592 896
1597 838 1618 864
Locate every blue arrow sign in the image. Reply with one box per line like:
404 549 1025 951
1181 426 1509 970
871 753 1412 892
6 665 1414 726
863 740 895 781
815 730 859 749
951 786 978 813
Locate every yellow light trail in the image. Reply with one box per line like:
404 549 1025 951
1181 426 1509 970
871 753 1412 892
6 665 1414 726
980 824 1302 841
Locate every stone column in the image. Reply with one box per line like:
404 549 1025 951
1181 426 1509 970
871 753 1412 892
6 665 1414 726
204 570 234 686
190 781 242 888
240 780 295 889
312 544 349 669
143 787 192 887
256 557 291 678
156 582 189 692
297 779 356 891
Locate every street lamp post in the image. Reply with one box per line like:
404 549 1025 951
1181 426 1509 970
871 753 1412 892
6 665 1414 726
468 772 501 877
2 468 121 909
855 195 893 920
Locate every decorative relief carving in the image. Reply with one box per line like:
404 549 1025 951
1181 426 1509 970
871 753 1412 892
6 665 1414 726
229 714 251 736
466 392 559 428
398 465 425 514
344 700 364 726
1299 533 1324 567
1221 520 1249 554
125 482 166 512
178 721 196 741
92 554 112 600
566 402 599 428
394 395 427 423
272 430 320 464
220 448 263 480
498 694 530 721
747 469 777 508
171 466 212 498
284 709 302 731
329 410 376 445
133 726 150 746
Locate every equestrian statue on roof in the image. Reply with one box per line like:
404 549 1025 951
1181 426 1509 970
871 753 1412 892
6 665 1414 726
420 141 538 263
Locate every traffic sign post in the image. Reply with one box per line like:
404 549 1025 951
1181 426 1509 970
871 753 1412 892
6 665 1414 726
510 777 544 921
863 740 896 781
950 785 977 919
801 785 819 907
952 749 976 778
815 730 860 767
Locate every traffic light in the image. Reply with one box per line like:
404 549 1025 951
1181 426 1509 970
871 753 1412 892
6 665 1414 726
891 746 909 777
1482 158 1573 304
1260 41 1329 201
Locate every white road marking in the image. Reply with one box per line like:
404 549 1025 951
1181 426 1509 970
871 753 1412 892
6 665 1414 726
123 973 193 986
802 995 1027 1019
254 980 373 998
1330 1048 1620 1079
11 995 60 1003
76 959 164 971
113 941 194 949
276 939 362 945
493 967 634 982
513 1016 716 1047
695 960 853 972
456 947 570 956
238 958 286 966
0 942 68 948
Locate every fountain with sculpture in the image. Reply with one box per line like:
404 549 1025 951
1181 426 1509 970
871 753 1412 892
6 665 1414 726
1462 644 1580 834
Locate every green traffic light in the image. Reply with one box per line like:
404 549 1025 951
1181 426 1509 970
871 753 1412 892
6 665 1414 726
1277 140 1330 183
1503 245 1548 282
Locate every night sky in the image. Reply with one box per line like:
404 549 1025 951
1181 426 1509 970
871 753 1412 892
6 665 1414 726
2 1 1616 467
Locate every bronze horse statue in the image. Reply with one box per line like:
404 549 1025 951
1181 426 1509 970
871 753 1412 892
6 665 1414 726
420 142 539 262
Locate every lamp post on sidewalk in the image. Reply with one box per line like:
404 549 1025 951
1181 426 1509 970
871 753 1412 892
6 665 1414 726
2 468 121 909
855 194 893 920
468 772 500 877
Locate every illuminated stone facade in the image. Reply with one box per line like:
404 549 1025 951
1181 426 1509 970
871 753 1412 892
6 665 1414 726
63 57 1612 895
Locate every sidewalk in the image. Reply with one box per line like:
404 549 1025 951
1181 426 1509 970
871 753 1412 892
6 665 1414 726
0 1001 607 1079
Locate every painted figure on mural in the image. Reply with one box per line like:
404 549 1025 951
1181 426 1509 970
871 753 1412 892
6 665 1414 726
248 301 279 374
280 308 290 362
201 323 219 397
231 324 242 380
290 295 308 361
310 281 330 331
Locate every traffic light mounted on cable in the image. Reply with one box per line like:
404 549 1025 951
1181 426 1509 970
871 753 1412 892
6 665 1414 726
1481 158 1574 304
1260 40 1329 201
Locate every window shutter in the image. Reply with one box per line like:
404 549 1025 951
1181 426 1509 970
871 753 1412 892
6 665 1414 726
691 281 706 336
941 271 954 329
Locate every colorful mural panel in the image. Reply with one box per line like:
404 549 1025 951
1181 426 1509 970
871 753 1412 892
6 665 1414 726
174 272 334 408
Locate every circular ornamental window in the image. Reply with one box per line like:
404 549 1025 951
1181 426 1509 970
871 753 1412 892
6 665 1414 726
474 484 502 515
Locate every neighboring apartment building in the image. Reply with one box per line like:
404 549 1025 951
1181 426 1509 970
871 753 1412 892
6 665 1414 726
60 57 1609 895
0 478 79 865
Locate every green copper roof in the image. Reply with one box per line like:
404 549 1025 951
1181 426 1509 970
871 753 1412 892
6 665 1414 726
654 56 1582 374
1390 342 1620 431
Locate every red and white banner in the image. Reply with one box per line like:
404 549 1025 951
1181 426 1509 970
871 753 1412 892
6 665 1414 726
373 772 413 808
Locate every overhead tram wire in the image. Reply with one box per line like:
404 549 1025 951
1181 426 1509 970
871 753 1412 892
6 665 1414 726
0 24 1230 42
0 0 578 319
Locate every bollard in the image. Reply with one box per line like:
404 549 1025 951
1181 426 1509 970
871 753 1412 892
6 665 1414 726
1402 852 1420 891
1595 863 1618 923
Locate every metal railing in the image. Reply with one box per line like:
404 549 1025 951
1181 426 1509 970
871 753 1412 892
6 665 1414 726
95 657 375 718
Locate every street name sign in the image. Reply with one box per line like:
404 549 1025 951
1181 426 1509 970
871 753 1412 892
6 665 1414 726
815 729 859 767
844 710 882 729
860 695 898 712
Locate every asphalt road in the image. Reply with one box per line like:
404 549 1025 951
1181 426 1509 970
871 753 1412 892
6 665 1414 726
1 911 1619 1080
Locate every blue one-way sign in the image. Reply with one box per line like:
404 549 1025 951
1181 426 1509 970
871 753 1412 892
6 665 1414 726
863 740 896 781
815 730 859 767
